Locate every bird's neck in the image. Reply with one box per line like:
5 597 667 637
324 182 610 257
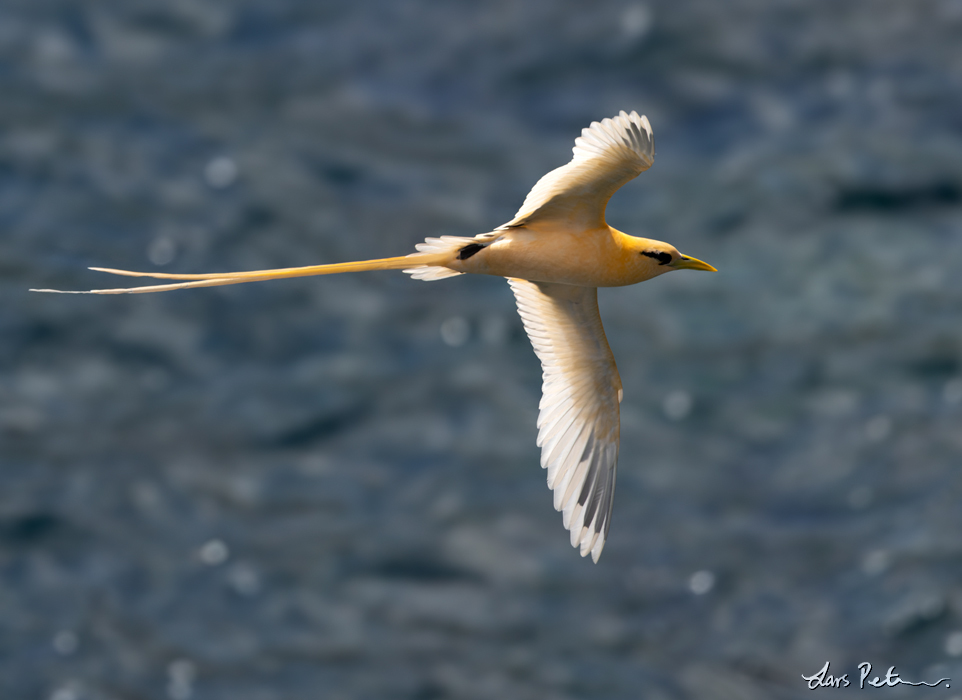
608 228 670 286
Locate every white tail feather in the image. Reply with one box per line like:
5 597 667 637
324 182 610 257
403 233 498 282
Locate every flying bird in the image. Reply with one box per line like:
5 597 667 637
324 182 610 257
34 111 715 562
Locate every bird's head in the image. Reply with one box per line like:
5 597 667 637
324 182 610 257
628 237 716 281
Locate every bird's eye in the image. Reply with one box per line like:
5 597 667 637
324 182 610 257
642 250 673 265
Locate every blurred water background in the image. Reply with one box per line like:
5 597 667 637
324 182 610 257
6 1 962 698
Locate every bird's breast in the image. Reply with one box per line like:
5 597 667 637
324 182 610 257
457 227 641 287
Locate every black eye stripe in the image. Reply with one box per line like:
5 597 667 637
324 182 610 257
642 250 672 265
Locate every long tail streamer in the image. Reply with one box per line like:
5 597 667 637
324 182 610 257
30 253 445 295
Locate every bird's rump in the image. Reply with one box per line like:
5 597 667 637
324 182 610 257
508 278 622 562
503 110 654 232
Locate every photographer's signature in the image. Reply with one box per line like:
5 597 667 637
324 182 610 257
802 661 950 690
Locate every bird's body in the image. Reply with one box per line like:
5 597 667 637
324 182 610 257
34 111 715 562
450 225 669 288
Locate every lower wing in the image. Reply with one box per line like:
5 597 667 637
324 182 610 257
508 279 623 562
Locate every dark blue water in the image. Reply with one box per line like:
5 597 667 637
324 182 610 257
5 2 962 698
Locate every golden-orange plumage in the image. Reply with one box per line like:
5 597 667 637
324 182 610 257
33 111 714 562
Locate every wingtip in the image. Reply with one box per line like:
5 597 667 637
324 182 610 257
580 535 605 563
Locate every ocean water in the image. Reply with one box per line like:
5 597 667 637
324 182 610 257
5 1 962 698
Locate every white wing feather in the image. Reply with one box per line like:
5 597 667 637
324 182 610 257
501 110 654 230
508 279 622 562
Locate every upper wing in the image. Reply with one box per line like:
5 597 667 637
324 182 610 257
508 279 623 562
501 110 654 231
